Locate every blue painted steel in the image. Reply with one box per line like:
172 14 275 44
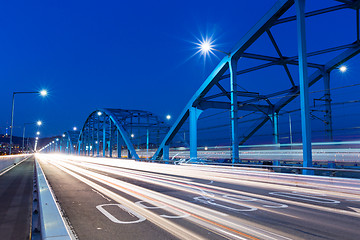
103 116 106 157
189 107 202 161
97 115 100 156
117 130 121 158
323 71 332 141
296 0 313 175
109 120 112 157
230 58 240 164
152 0 293 161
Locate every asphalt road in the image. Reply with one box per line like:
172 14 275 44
0 156 34 240
37 154 360 240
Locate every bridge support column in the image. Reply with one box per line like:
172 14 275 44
103 117 106 157
78 141 82 155
296 0 313 175
97 115 100 157
109 121 112 158
230 57 240 164
189 107 202 161
117 130 121 158
163 145 169 162
272 111 280 166
323 71 333 141
146 129 149 160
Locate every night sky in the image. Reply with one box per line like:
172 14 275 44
1 0 360 143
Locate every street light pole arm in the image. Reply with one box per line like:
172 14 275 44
13 91 39 94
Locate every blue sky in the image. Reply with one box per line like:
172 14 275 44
1 0 359 144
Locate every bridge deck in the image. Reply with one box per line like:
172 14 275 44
0 157 34 240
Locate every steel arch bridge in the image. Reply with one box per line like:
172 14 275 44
59 130 80 154
44 0 360 175
76 108 171 159
150 0 360 173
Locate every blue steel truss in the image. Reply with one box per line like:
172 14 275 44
151 0 360 175
43 0 360 176
76 108 170 159
60 130 80 154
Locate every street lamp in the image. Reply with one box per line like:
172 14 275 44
73 127 77 131
166 114 171 120
10 90 47 154
22 120 43 153
339 65 347 72
196 38 230 57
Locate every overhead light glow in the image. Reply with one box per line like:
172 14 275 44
37 120 42 126
166 115 171 120
339 66 347 72
131 133 135 138
195 37 215 58
36 131 40 135
40 90 47 96
73 127 77 131
97 111 102 116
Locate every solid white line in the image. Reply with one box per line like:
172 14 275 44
0 155 31 176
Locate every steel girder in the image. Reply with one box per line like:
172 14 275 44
60 130 79 154
76 108 170 159
152 0 360 166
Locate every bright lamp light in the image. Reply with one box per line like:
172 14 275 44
40 90 47 96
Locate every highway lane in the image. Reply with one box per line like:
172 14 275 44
0 155 34 240
36 154 360 240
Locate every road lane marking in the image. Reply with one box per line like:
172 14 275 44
349 207 360 213
269 192 340 204
91 189 112 202
96 204 146 224
44 158 263 240
135 200 190 219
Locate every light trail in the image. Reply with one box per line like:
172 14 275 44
36 154 360 240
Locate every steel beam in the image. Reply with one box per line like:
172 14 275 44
296 0 313 175
109 120 112 158
117 130 121 158
323 71 333 141
189 107 202 161
103 116 106 157
230 58 240 163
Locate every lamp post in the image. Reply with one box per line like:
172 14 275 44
10 90 47 154
22 120 42 153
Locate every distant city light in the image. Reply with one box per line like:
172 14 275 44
56 138 59 141
37 120 42 126
97 111 102 116
166 115 171 120
204 146 208 151
36 137 39 140
339 66 347 72
73 127 77 131
40 90 48 96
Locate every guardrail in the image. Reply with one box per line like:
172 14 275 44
34 159 73 240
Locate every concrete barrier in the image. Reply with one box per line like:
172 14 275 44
0 154 30 175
